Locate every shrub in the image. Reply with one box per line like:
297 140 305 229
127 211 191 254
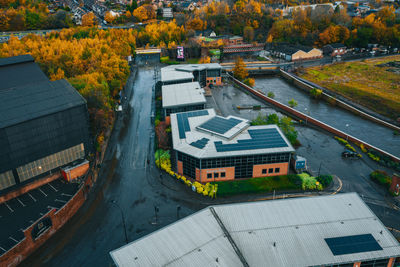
267 91 275 98
243 78 255 87
317 175 333 187
359 143 367 153
310 88 323 99
368 152 380 162
288 98 298 108
160 56 169 63
370 170 392 188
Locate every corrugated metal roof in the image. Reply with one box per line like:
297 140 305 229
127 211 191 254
0 79 86 128
110 193 400 267
162 82 206 108
170 109 295 158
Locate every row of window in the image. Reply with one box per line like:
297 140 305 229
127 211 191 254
17 143 85 182
262 168 280 174
165 104 204 116
0 171 16 191
177 151 291 180
206 172 226 179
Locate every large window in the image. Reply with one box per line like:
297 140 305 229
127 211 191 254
166 104 204 116
17 143 85 182
0 171 15 190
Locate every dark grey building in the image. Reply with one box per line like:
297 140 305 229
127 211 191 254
0 55 90 194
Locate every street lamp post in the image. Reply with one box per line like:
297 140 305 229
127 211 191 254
110 200 128 244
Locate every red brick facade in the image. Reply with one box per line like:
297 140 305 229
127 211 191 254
0 173 93 267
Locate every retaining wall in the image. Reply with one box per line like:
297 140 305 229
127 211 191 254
0 174 93 267
279 69 400 132
227 73 400 163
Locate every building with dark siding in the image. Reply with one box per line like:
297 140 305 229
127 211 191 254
0 55 90 194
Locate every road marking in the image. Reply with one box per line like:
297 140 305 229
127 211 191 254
47 206 58 210
9 236 18 243
39 188 47 197
0 246 6 252
61 193 72 197
48 183 58 192
28 193 37 202
40 213 44 216
55 199 67 203
4 202 13 212
16 197 25 207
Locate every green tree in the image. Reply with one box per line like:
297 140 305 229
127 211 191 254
288 98 298 108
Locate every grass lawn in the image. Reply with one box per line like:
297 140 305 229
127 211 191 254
299 55 400 120
213 175 300 196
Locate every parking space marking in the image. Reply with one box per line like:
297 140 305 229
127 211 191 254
16 197 26 207
55 199 67 203
4 202 14 212
48 183 58 192
28 193 37 202
9 236 18 243
39 188 47 197
61 193 72 197
47 206 58 210
0 246 6 252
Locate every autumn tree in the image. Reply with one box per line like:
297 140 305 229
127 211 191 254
104 11 116 24
233 56 248 81
243 26 254 42
81 12 97 27
133 6 148 22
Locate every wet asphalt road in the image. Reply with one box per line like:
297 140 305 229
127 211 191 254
21 67 205 267
21 69 400 267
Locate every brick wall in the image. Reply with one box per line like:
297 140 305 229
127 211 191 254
390 174 400 195
253 163 289 178
62 162 89 181
0 173 93 267
0 172 60 204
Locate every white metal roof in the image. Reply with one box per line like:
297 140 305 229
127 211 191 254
160 64 221 83
110 193 400 267
162 82 206 109
170 109 295 159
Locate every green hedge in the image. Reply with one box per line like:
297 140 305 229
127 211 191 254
213 173 329 196
370 170 392 188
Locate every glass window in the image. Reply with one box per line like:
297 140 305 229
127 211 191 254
207 173 212 179
214 173 219 178
275 168 280 173
221 172 225 178
268 168 273 174
262 169 267 174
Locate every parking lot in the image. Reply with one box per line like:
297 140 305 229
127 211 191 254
0 179 80 255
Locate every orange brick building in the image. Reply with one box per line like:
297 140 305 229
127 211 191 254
171 109 295 183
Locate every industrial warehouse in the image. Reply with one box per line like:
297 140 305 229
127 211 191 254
162 82 206 117
170 109 295 182
160 63 222 87
0 55 90 194
110 193 400 267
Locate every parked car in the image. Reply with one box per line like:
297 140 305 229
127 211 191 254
342 150 359 158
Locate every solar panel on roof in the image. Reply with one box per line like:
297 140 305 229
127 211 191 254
325 234 383 256
198 117 243 135
190 138 209 149
176 110 209 139
214 128 288 152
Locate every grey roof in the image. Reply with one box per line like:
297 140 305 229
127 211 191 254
326 43 346 49
110 193 400 267
171 109 294 158
0 55 48 90
162 82 206 109
161 64 221 83
0 79 86 128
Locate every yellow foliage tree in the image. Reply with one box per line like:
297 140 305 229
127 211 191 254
233 56 248 81
81 12 97 27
